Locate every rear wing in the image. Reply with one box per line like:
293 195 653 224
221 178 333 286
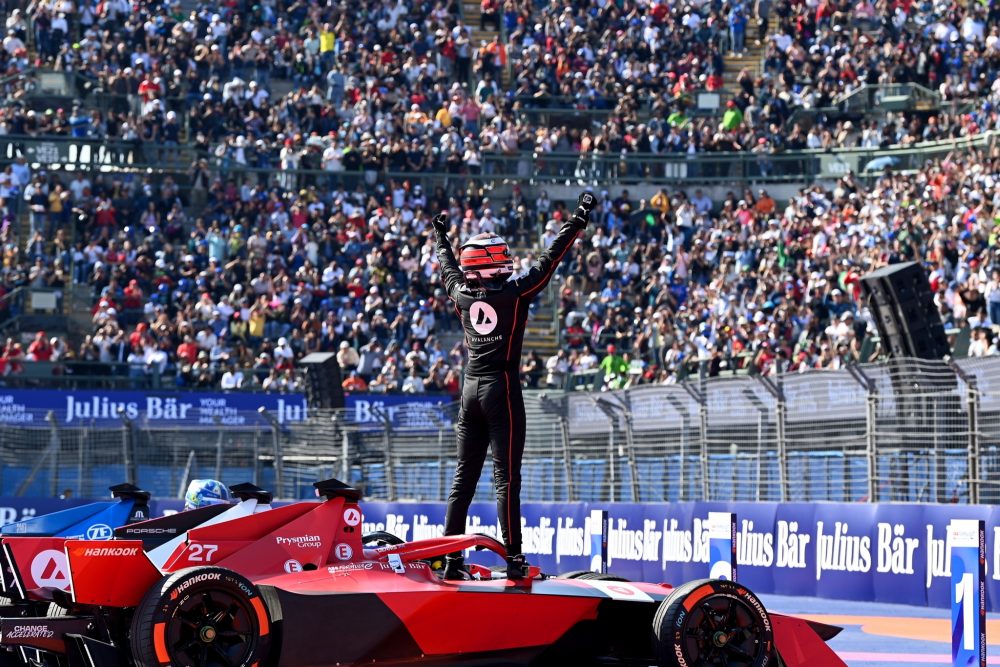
2 484 151 538
65 540 161 607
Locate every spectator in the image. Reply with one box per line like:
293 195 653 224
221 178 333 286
26 330 53 361
342 370 369 392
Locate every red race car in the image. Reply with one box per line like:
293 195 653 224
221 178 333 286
2 480 847 667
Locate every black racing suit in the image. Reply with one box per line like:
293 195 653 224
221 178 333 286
435 217 584 556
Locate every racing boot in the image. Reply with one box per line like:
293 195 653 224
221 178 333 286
506 553 529 580
443 556 471 581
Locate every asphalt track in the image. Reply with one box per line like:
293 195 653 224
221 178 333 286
762 593 1000 667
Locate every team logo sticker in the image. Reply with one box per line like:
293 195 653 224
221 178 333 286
469 301 498 335
283 559 303 573
343 508 361 527
86 523 113 540
334 544 353 561
30 550 69 590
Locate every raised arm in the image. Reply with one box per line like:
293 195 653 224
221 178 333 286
432 213 465 299
514 191 595 300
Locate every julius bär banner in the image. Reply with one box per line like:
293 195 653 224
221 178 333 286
360 500 1000 611
4 495 1000 610
0 389 308 428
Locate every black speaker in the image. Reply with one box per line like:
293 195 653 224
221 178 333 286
298 352 345 409
860 261 950 360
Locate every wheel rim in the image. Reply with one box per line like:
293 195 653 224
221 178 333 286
680 594 766 666
166 589 257 667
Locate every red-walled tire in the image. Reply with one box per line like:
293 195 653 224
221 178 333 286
652 578 774 667
129 567 275 667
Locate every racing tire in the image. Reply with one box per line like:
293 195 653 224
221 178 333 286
575 572 630 582
361 531 404 547
652 578 774 667
555 570 631 582
129 567 275 667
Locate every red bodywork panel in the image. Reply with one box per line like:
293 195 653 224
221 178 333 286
3 537 72 597
65 540 160 607
772 613 849 667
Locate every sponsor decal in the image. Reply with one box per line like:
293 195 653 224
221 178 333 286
469 301 499 335
5 625 54 639
343 508 362 527
334 543 353 561
815 521 871 581
581 580 654 603
29 550 69 590
170 572 222 599
85 524 113 540
283 559 303 573
122 527 177 535
736 587 772 633
82 547 138 557
276 535 322 549
0 390 307 428
876 522 918 575
328 562 377 574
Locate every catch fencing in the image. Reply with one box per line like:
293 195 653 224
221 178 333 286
3 356 1000 503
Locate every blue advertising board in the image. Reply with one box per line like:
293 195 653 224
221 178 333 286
359 500 1000 611
0 389 308 428
1 493 999 612
344 394 454 430
707 511 736 581
950 519 986 667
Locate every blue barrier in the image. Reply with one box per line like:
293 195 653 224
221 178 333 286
359 499 1000 611
2 490 1000 609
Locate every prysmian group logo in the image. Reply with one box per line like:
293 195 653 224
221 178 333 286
276 535 322 548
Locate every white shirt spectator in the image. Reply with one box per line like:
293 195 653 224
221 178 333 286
221 369 245 389
401 373 425 393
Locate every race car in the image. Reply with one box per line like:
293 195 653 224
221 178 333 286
0 483 151 604
1 483 272 605
0 483 272 666
1 479 846 667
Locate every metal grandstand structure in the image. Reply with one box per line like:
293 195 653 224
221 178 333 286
2 357 1000 504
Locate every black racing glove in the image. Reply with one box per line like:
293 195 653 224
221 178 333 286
431 213 448 235
571 191 596 228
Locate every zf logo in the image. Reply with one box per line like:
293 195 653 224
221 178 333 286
86 524 113 540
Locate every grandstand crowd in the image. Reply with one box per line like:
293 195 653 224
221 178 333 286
0 0 999 392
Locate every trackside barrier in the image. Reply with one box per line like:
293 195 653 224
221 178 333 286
950 519 986 667
590 509 608 574
358 500 1000 612
708 511 737 582
0 495 996 614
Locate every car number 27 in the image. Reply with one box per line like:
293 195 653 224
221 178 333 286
188 544 219 562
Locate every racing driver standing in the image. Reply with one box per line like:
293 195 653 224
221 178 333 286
431 191 595 580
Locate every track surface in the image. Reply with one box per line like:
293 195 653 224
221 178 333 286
762 594 1000 666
